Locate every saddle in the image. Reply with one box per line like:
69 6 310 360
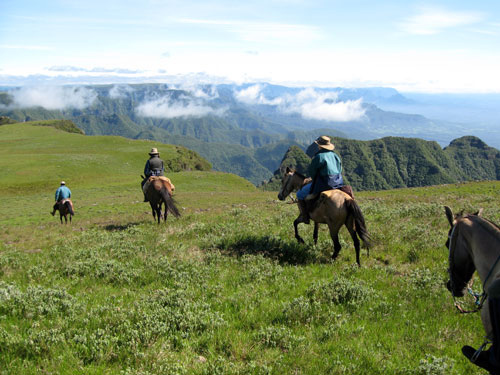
304 185 355 214
305 185 354 201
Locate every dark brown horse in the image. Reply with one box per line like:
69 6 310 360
52 199 74 224
445 206 500 342
278 168 370 266
144 176 181 223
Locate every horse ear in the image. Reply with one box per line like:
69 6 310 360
444 206 454 227
475 208 484 217
286 167 291 173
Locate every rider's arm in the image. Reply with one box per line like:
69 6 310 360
144 160 150 176
55 188 60 201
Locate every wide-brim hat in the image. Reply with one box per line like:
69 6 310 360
149 148 159 155
315 136 335 150
60 181 66 185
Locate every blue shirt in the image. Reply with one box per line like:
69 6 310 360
55 186 71 201
308 149 342 179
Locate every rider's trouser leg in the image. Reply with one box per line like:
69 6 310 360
297 199 310 224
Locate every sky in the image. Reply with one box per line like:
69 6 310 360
1 0 500 92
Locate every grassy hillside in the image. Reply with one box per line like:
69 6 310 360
0 122 213 194
1 123 499 374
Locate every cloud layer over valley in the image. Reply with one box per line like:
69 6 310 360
234 85 366 122
3 86 98 110
135 96 225 119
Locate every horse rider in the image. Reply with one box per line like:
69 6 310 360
462 279 500 374
296 135 344 223
142 148 165 202
51 181 71 216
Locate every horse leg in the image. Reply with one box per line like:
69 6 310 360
345 218 361 266
313 222 319 245
155 204 161 224
327 222 343 261
149 202 157 221
293 216 305 244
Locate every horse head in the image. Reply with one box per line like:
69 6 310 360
278 167 295 201
444 206 476 297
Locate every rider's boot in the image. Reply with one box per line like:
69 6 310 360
297 199 310 224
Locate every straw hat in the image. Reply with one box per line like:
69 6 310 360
314 136 335 150
60 181 66 185
149 148 159 156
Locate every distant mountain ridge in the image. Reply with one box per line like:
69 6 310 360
0 83 487 184
264 135 500 191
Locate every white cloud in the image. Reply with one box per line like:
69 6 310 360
7 86 97 110
136 95 225 118
172 84 220 100
234 85 365 122
109 84 134 99
282 88 365 122
234 84 283 105
399 6 483 35
48 66 143 74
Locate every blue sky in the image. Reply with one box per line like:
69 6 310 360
1 0 500 92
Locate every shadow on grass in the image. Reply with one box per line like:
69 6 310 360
215 234 320 265
103 222 142 232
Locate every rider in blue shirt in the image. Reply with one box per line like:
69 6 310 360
296 136 343 223
51 181 71 215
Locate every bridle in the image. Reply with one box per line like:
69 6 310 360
447 219 491 314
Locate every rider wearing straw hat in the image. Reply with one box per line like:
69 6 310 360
142 148 165 202
296 135 344 223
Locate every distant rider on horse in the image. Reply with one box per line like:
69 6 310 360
142 148 165 202
296 136 344 223
51 181 71 216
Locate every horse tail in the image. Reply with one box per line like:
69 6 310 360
64 201 74 216
160 187 181 218
346 198 371 248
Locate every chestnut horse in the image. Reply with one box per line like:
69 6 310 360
445 206 500 343
144 176 180 223
53 199 74 224
278 168 370 266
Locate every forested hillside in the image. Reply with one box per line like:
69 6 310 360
264 135 500 191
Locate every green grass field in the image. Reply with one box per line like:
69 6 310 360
1 123 499 374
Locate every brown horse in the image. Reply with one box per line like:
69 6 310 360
445 206 500 342
278 168 370 266
144 176 180 223
52 199 74 224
